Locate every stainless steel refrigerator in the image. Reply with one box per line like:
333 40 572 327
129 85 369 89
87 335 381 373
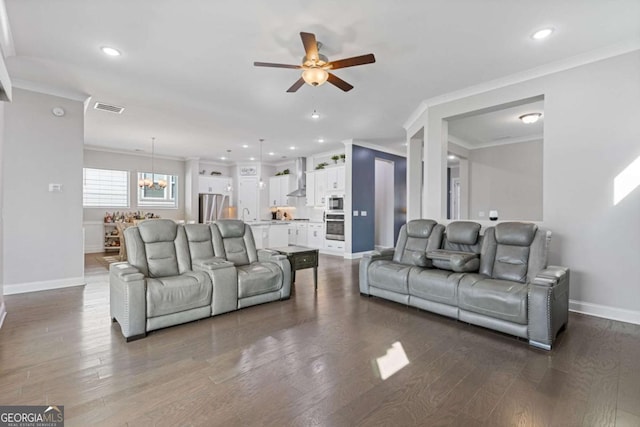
199 193 229 224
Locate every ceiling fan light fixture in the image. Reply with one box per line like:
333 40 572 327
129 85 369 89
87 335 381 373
519 113 542 124
302 67 329 86
311 110 320 119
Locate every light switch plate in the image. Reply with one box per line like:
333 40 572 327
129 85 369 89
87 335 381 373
361 211 367 216
478 211 485 217
353 210 359 216
49 183 62 192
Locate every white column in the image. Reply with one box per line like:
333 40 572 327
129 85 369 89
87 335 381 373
185 158 200 222
406 131 423 220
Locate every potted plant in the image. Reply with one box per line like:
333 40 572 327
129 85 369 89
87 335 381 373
340 154 346 162
331 155 340 164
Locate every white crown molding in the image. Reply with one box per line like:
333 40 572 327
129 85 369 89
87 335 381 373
449 134 543 150
4 276 85 295
198 159 233 168
448 135 474 150
84 144 186 161
12 78 90 102
570 299 640 325
403 39 640 131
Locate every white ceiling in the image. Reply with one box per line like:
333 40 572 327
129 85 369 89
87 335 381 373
3 1 640 163
448 100 544 148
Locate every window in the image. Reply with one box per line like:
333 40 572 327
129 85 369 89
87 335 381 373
83 168 129 207
137 173 178 208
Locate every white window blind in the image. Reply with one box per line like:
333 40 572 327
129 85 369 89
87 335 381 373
83 168 129 207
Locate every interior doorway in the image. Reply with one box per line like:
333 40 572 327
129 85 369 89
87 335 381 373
375 158 395 248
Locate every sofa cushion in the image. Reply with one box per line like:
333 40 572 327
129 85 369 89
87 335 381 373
495 222 537 246
493 245 530 283
216 219 246 238
408 268 463 306
237 262 282 298
406 219 437 238
458 274 528 324
447 221 481 245
184 224 215 262
368 260 412 293
146 271 212 317
393 220 444 266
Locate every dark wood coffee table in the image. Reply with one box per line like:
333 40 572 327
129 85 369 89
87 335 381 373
269 246 319 290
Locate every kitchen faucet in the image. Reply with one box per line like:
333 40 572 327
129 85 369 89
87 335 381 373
242 207 250 221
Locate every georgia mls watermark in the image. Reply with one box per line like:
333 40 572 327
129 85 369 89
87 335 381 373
0 405 64 427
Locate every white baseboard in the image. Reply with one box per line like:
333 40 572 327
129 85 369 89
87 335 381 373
569 299 640 325
344 251 368 260
0 301 6 329
84 245 105 254
4 276 86 295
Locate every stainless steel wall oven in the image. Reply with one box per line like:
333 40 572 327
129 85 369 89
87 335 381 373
325 212 345 241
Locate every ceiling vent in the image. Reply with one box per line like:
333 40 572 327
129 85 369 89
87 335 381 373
93 102 124 114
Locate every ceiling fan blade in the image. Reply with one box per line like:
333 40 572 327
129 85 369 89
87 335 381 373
254 61 301 69
328 54 376 70
300 32 319 60
286 77 306 93
327 73 354 92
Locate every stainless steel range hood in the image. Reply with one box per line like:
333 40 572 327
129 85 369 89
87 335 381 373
286 157 307 197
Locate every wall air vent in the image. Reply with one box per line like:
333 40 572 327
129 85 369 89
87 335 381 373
93 102 125 114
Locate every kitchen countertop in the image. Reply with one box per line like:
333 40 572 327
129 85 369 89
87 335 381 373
246 220 324 225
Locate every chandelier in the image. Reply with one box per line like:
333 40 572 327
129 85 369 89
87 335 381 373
138 137 167 189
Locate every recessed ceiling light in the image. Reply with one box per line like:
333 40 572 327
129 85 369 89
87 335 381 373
242 144 249 148
311 110 320 119
289 146 296 150
268 152 275 156
519 113 542 124
531 28 554 40
100 46 121 56
448 155 457 160
221 156 226 160
249 157 255 161
318 138 325 143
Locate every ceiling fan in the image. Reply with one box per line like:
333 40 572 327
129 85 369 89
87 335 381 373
254 32 376 92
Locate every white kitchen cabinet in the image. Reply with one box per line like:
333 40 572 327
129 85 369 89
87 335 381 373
307 223 324 249
305 171 316 207
315 169 328 206
251 224 269 249
326 166 345 192
288 222 308 246
268 224 289 248
199 176 232 194
324 239 345 252
269 175 294 207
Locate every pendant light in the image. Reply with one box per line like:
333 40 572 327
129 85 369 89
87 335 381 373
258 138 265 190
138 137 167 189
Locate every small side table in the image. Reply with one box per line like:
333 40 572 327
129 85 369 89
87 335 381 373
269 246 319 290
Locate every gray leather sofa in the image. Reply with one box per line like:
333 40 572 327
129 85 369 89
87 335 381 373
110 219 291 341
360 220 569 350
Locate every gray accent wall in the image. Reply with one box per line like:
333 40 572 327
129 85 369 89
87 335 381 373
351 145 406 253
3 89 84 290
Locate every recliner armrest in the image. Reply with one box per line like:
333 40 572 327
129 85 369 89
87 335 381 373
533 266 569 287
363 247 395 261
257 249 287 263
193 257 235 270
110 262 144 282
427 249 479 272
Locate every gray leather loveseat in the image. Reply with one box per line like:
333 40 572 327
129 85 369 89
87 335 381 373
359 220 569 350
110 219 291 341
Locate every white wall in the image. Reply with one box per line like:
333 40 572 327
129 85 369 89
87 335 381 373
413 50 640 322
3 89 84 294
468 140 543 221
83 148 186 222
0 101 5 319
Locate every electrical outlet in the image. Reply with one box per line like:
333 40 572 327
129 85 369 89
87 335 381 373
478 211 485 217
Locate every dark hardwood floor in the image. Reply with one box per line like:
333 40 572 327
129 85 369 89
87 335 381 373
1 253 639 426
